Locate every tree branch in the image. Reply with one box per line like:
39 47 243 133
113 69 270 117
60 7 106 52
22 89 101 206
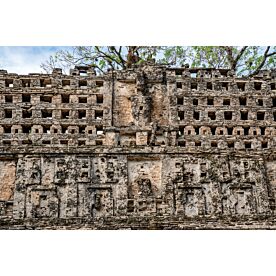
222 46 235 70
266 51 276 57
248 46 271 77
233 46 248 69
95 46 125 69
222 46 248 71
109 46 126 67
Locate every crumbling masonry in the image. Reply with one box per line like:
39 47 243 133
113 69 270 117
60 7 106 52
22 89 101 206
0 64 276 229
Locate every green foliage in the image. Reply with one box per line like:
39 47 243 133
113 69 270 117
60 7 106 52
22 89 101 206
41 46 276 77
188 46 228 68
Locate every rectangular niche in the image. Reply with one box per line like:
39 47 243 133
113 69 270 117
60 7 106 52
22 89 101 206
26 188 59 218
178 188 205 217
127 157 162 199
87 187 113 218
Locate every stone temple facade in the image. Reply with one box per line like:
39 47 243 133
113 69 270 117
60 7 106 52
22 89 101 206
0 64 276 229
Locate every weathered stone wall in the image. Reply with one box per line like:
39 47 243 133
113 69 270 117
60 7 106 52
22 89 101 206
0 64 275 229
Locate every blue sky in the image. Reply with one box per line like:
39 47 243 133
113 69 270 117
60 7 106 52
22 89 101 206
0 47 69 74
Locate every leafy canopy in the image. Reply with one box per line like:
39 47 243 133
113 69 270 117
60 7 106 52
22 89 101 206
41 46 276 77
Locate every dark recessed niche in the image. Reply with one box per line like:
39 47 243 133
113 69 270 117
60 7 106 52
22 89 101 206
195 141 201 147
79 80 87 87
241 110 248 120
239 97 246 106
254 82 262 90
177 82 182 89
237 82 245 91
245 142 251 149
193 98 198 105
96 94 103 104
61 94 70 103
223 99 230 106
178 111 184 120
208 111 216 120
96 81 104 87
4 109 12 118
221 82 228 90
22 94 31 102
177 97 184 105
207 98 214 105
207 82 212 90
95 110 103 119
191 83 197 90
79 97 87 103
211 141 217 147
257 99 263 106
193 111 200 120
224 111 232 120
178 141 186 147
5 95 13 103
262 141 268 148
244 127 250 136
257 111 265 120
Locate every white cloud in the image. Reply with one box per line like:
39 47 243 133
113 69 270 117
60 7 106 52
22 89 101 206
0 47 68 74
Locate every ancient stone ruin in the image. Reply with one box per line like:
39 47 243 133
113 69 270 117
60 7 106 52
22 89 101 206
0 64 276 229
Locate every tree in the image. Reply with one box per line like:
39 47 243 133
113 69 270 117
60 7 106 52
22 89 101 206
41 46 162 74
41 46 276 77
184 46 276 77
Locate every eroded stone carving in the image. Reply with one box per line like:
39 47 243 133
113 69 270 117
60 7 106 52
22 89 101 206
0 64 275 228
